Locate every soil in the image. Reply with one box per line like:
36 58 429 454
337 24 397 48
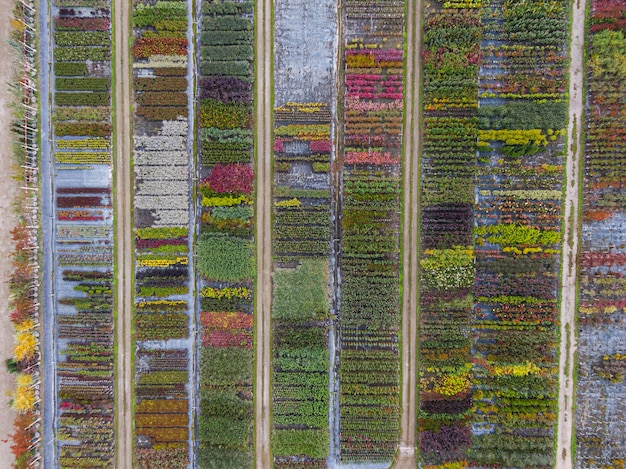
0 0 22 462
255 0 272 465
395 0 422 466
114 0 133 464
556 0 588 466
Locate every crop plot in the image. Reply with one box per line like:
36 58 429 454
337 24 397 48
336 0 405 463
470 0 569 466
28 0 626 466
131 0 194 465
417 3 479 466
575 0 626 466
50 0 115 466
195 2 256 468
271 0 335 465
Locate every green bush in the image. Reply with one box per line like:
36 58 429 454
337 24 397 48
478 101 567 131
200 347 252 385
201 389 252 419
55 92 110 106
272 429 329 458
272 260 329 322
54 31 110 46
56 78 110 91
202 1 253 15
196 233 254 281
54 62 87 76
201 30 253 46
199 416 250 448
203 16 252 32
197 448 252 469
133 2 186 27
201 45 253 61
200 61 251 77
274 347 328 373
54 47 109 61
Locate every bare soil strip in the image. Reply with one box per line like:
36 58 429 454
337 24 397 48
395 0 422 466
556 0 587 466
114 0 133 465
255 0 273 465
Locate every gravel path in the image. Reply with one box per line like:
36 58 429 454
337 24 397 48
556 0 587 466
255 0 273 465
396 0 422 466
113 0 133 464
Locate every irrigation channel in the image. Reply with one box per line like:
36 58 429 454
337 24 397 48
32 0 591 465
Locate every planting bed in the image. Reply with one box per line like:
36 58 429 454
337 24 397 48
575 0 626 466
470 0 569 467
131 0 194 466
272 101 332 467
336 0 405 463
272 1 335 466
195 2 255 468
417 4 480 467
49 0 115 466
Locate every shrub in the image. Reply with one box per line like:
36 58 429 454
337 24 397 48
204 163 254 195
421 246 474 290
196 234 253 281
199 76 252 103
199 99 251 129
54 62 87 76
200 347 252 385
272 260 329 322
201 30 253 46
54 47 109 61
55 92 110 106
197 448 252 469
272 429 329 458
54 31 110 46
198 416 249 448
200 61 251 77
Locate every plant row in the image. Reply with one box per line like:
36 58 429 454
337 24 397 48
470 0 569 467
272 103 332 467
338 1 405 461
49 0 116 466
575 1 626 466
132 0 193 466
196 1 255 467
418 6 480 466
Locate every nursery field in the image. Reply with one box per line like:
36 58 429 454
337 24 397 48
272 0 334 466
46 0 116 466
575 0 626 466
131 0 195 465
195 1 256 468
23 0 626 467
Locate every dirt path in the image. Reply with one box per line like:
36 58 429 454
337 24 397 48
395 0 422 466
0 0 21 462
113 0 133 465
556 0 587 466
255 0 272 464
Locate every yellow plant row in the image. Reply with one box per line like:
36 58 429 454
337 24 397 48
56 138 110 149
201 286 251 300
137 256 188 267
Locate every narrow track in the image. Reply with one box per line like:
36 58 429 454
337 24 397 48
113 0 133 464
556 0 587 465
255 0 273 465
396 0 422 466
